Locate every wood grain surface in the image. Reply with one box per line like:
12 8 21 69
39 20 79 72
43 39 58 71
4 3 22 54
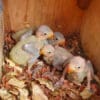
80 0 100 72
3 0 84 34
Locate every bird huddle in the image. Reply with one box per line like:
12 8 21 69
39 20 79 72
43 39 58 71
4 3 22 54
10 25 96 90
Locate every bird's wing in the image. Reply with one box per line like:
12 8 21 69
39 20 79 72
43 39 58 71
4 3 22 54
12 28 33 41
55 46 73 57
22 42 39 55
53 46 73 70
23 42 40 66
20 29 33 40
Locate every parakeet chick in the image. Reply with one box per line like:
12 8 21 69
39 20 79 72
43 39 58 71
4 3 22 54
35 25 54 40
40 45 73 73
10 25 54 67
48 32 66 47
57 56 96 90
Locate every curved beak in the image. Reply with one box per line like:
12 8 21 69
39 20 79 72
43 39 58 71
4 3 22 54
48 33 54 39
58 40 66 46
40 49 45 55
67 65 76 74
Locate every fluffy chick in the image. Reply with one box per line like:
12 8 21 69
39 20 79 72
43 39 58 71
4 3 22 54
10 25 54 67
58 56 99 90
40 45 73 72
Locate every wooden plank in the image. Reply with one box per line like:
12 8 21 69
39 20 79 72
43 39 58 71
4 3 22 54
80 0 100 72
4 0 28 31
4 0 84 34
3 0 11 32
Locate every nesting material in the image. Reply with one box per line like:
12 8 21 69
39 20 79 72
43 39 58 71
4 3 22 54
32 82 48 100
1 26 100 100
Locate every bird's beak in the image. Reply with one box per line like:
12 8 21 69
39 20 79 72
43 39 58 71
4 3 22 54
40 49 44 55
48 33 54 39
67 65 76 74
58 40 66 46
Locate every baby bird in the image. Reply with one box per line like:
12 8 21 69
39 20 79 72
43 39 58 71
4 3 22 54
40 45 73 74
56 56 100 90
10 25 54 67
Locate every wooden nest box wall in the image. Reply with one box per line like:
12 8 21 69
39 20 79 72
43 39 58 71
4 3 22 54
3 0 100 72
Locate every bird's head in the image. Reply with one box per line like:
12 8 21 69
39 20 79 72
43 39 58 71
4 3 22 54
40 45 55 57
65 56 86 74
54 32 65 46
36 25 54 40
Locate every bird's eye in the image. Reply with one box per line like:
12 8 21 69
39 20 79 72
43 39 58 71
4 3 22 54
77 66 80 69
55 38 58 40
44 33 47 35
48 51 51 53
